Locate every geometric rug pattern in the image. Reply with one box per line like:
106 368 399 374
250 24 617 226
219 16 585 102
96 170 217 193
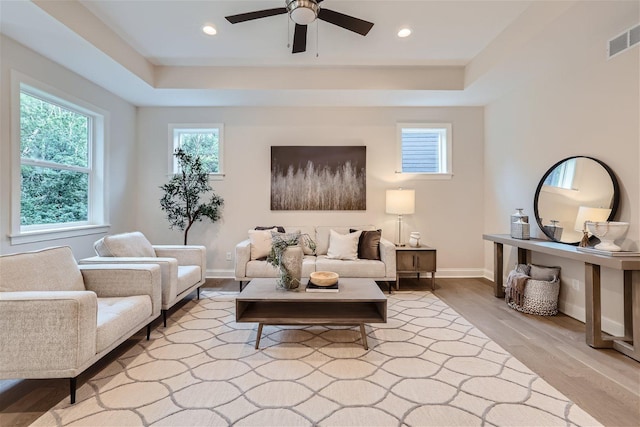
32 290 601 426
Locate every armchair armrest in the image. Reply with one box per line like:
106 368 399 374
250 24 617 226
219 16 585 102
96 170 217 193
80 264 162 316
379 238 397 279
0 291 97 377
153 245 206 283
80 257 176 307
235 239 251 279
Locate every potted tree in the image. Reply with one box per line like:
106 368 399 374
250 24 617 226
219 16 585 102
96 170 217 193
160 148 224 245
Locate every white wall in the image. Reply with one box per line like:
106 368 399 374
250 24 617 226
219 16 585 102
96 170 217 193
0 36 138 259
136 106 485 277
483 2 640 335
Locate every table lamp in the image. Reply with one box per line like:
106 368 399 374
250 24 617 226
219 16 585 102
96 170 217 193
386 188 415 246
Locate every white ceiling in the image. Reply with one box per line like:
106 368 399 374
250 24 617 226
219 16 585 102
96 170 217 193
1 1 637 107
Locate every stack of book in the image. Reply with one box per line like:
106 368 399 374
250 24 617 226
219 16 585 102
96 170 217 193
577 247 640 257
306 281 339 292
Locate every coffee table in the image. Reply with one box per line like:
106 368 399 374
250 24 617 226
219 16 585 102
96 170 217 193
236 278 387 350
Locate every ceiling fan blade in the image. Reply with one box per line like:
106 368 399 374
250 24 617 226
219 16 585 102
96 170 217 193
225 8 287 24
292 24 307 53
318 9 374 36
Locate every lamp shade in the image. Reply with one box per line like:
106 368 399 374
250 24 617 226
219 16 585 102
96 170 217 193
386 189 415 215
573 206 611 231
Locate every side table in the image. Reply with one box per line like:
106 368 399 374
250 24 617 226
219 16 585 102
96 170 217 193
395 246 437 290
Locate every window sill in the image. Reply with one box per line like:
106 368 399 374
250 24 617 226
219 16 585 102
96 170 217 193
9 224 111 246
397 172 453 180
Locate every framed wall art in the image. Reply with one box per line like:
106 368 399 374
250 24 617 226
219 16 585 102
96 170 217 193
271 146 366 211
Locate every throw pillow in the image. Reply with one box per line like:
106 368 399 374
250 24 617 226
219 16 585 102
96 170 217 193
255 225 286 233
248 228 276 260
350 228 382 260
327 229 362 260
530 264 561 281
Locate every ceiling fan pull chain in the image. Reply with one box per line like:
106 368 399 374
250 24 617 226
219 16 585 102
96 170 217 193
287 18 291 48
316 21 319 58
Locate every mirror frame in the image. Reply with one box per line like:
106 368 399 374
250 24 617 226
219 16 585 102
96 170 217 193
533 156 620 245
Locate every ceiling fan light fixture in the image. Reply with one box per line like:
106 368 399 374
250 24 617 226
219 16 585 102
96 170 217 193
286 0 319 25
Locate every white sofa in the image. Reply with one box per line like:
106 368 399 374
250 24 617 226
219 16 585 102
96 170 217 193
235 225 396 290
0 246 161 403
80 231 206 327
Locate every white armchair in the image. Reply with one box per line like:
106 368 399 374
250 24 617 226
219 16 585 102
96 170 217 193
80 231 206 326
0 246 161 403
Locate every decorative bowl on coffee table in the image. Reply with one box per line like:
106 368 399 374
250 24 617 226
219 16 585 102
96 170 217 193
310 271 339 286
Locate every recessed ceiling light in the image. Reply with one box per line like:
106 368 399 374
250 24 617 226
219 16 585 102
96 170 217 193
397 28 412 38
202 25 217 36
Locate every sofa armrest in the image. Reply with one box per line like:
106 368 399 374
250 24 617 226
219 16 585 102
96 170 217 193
80 264 162 317
0 291 97 376
379 238 397 279
80 257 176 307
153 245 206 283
235 239 251 279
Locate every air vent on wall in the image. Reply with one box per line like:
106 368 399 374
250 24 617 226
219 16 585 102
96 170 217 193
608 24 640 59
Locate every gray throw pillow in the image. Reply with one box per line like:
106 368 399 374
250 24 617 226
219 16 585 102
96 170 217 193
530 264 561 281
255 225 286 233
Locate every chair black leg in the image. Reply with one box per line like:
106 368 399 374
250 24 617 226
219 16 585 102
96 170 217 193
163 310 167 327
146 324 151 340
197 287 200 300
70 377 77 404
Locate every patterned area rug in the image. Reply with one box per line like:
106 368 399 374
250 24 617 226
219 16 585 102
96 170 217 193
33 290 600 426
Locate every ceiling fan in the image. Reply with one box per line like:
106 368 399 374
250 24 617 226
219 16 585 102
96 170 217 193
225 0 374 54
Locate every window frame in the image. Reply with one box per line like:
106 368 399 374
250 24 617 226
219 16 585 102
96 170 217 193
10 71 109 245
396 123 453 180
168 123 224 180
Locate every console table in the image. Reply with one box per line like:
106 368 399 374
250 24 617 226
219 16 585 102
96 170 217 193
483 234 640 362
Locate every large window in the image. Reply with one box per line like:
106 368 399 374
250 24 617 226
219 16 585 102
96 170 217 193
396 123 452 178
169 124 224 177
12 74 107 243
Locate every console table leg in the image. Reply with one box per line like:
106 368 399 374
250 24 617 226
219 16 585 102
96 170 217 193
493 242 504 298
360 323 368 350
585 263 610 348
255 323 264 349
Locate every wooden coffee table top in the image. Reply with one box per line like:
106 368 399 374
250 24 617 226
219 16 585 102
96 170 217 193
238 278 386 302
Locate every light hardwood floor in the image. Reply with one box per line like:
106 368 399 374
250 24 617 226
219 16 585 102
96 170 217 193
1 278 638 426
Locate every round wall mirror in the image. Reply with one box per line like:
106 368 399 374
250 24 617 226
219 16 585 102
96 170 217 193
534 156 619 245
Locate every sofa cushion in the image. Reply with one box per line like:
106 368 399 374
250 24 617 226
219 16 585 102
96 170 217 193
351 229 382 260
177 265 202 294
96 295 151 353
95 232 156 258
327 229 362 260
0 246 85 292
316 257 386 278
246 256 316 278
248 229 276 260
315 226 376 255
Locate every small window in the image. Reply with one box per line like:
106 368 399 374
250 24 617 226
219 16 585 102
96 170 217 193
169 124 224 177
396 123 452 178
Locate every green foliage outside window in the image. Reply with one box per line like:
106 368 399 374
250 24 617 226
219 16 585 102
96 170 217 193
177 131 219 174
20 92 90 226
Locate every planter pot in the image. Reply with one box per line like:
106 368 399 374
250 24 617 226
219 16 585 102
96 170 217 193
277 246 303 290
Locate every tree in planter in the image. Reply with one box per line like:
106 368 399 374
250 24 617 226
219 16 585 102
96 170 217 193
160 148 224 245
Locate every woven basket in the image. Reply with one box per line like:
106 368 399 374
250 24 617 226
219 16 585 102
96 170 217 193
507 278 560 316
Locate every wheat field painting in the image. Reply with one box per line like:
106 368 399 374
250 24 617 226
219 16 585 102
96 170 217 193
271 146 366 210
